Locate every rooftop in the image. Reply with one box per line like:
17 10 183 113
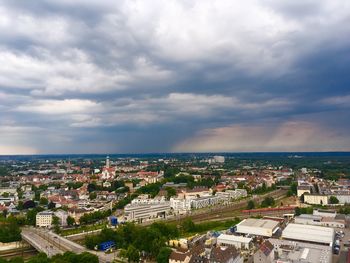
282 223 335 245
237 218 279 229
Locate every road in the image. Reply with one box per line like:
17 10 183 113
22 227 121 263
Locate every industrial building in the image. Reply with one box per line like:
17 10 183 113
254 238 332 263
217 234 252 250
295 214 345 228
282 223 335 246
236 218 279 237
36 211 54 227
124 202 171 222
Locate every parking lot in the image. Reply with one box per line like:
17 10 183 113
333 227 350 263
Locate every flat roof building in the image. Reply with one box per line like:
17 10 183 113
217 234 252 250
36 211 54 227
282 223 335 246
295 214 345 228
236 218 279 237
256 238 332 263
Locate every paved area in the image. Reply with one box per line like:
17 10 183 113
21 228 64 257
333 227 350 263
22 227 120 263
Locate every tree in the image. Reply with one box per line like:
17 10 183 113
8 257 24 263
2 192 9 198
126 245 140 263
39 197 48 206
329 196 339 204
77 252 98 263
247 200 255 210
260 197 275 208
87 183 97 193
89 192 97 200
48 201 56 209
23 200 36 209
0 220 21 243
67 216 75 226
52 216 60 233
157 247 172 263
181 218 196 233
165 187 177 200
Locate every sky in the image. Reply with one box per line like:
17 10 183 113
0 0 350 154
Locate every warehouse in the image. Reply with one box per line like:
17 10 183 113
282 223 335 246
217 234 252 250
235 218 279 237
295 214 345 228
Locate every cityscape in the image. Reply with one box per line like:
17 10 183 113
1 1 350 263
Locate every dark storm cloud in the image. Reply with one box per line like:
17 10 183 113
0 0 350 154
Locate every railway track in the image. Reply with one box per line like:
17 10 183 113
0 247 37 259
166 189 288 223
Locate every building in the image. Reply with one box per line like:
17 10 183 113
213 156 225 163
313 209 337 218
297 185 311 197
124 202 171 222
253 240 274 263
236 218 279 237
54 210 69 227
210 246 242 263
303 194 328 205
191 195 222 209
282 223 335 246
269 238 331 263
169 250 191 263
217 234 252 250
295 214 345 228
170 198 192 214
36 211 54 227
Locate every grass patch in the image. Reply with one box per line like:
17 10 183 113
61 223 107 236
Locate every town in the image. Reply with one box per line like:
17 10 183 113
0 153 349 263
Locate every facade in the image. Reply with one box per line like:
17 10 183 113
295 214 345 228
54 210 69 227
217 234 252 250
236 218 279 237
282 223 335 246
304 194 329 205
253 240 274 263
169 250 191 263
191 195 222 209
297 186 311 197
36 211 54 227
124 202 171 222
170 198 192 214
268 238 332 263
210 246 242 263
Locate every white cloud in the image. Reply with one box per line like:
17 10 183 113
174 121 350 152
16 99 102 114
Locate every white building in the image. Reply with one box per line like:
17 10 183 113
282 223 335 246
190 195 223 209
170 198 192 214
254 238 332 263
213 155 225 163
131 195 166 205
54 210 69 227
295 214 345 228
124 202 171 222
217 234 252 250
216 189 247 201
36 211 54 227
304 194 328 205
236 218 279 237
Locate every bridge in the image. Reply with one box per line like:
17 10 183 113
21 227 118 263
